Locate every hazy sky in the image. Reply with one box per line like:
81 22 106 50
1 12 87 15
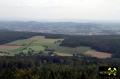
0 0 120 21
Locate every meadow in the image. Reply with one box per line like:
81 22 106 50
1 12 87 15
0 36 92 56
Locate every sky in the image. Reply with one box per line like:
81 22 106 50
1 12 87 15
0 0 120 21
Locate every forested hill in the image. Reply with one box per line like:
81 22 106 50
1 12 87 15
0 21 120 35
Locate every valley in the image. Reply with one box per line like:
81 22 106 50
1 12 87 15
0 36 92 57
0 34 112 59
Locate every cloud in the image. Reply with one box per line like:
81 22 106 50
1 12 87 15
0 0 120 21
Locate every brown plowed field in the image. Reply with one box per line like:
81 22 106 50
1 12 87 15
0 45 21 49
84 50 112 59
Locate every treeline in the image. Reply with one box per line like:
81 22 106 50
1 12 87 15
2 56 120 79
60 35 120 58
0 56 119 79
0 56 99 79
0 30 42 44
0 56 120 79
0 30 65 45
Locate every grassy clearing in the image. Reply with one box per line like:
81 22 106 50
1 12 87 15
6 39 32 46
30 36 91 54
22 45 45 53
0 36 92 56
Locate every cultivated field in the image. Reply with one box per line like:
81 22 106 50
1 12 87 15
0 35 111 58
0 36 92 56
84 50 112 59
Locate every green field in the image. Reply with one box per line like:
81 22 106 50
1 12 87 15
0 36 92 56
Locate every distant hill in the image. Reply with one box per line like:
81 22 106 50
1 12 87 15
0 21 120 35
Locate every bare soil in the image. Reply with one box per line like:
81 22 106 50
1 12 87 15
84 50 112 59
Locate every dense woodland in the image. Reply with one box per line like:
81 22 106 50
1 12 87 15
0 30 42 45
0 56 119 79
0 30 65 44
60 35 120 58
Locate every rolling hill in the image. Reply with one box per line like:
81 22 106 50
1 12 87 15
0 21 120 35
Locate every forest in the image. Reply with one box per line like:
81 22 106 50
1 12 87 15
60 35 120 58
0 56 119 79
0 30 42 45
